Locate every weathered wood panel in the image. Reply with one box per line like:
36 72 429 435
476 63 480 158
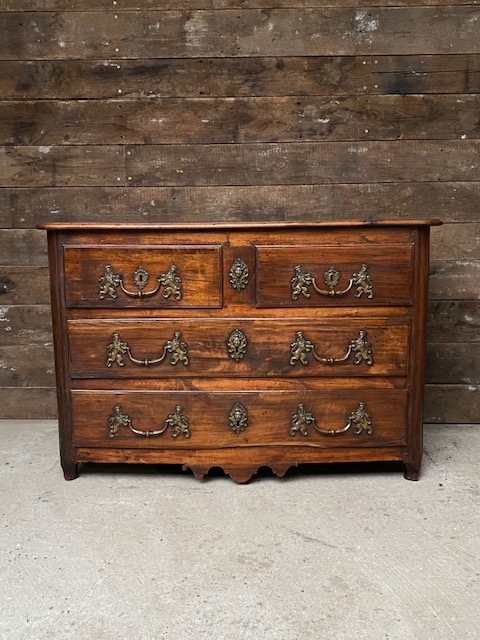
0 388 57 420
0 305 51 346
2 1 479 10
0 146 124 187
0 8 478 59
0 344 54 387
127 141 480 186
0 268 50 305
2 183 480 228
1 56 479 99
430 223 480 260
427 301 480 343
424 384 479 423
429 261 480 300
0 230 47 266
426 343 480 384
2 95 479 145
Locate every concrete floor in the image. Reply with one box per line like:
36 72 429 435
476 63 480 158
0 422 479 640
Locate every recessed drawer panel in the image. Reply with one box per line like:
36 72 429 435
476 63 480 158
63 245 223 308
68 317 410 378
256 244 414 307
71 389 408 449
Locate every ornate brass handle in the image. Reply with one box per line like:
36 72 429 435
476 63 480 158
99 264 182 300
106 331 189 367
291 264 373 300
290 330 373 367
108 404 190 438
290 402 373 437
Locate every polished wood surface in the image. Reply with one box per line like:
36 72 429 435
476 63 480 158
41 221 437 481
71 389 408 449
64 245 222 308
68 317 410 379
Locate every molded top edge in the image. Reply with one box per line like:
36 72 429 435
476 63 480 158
37 219 442 231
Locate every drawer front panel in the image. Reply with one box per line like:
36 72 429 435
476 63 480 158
71 389 408 449
68 318 410 378
64 245 223 308
256 244 414 307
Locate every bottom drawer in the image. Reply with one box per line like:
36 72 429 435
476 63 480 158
71 389 408 449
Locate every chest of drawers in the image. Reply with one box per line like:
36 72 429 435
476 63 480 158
38 220 441 482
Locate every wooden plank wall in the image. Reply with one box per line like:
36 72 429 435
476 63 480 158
0 1 479 422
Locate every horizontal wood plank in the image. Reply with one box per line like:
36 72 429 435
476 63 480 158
0 184 446 227
0 387 57 419
0 344 54 387
429 260 480 300
126 141 480 186
430 223 480 260
1 95 479 145
0 305 51 346
427 300 480 343
2 1 479 10
1 56 479 99
2 183 480 227
0 230 47 266
0 146 124 187
424 384 479 423
426 343 480 384
0 8 478 59
0 267 50 304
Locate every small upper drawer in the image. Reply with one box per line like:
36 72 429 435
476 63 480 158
255 244 414 307
63 245 223 308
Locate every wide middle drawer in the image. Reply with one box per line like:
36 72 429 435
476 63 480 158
68 318 410 378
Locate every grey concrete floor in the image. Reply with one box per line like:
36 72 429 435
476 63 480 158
0 421 479 640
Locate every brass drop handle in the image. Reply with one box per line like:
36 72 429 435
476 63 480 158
106 331 189 367
108 404 190 439
291 264 373 300
290 402 373 437
290 330 373 367
99 264 182 300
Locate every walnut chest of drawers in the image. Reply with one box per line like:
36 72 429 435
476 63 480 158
38 220 441 482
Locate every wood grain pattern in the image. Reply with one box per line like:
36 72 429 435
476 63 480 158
1 183 479 228
429 261 480 300
256 243 413 307
126 141 480 186
1 56 479 100
0 305 51 345
2 1 478 10
0 267 50 305
0 388 57 420
0 384 476 423
64 244 222 308
427 300 480 343
425 384 479 423
0 146 124 187
71 389 408 449
0 344 54 387
2 95 479 145
0 8 478 59
68 317 410 378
